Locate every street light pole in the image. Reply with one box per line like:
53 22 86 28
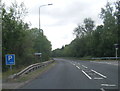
39 4 53 33
39 7 40 32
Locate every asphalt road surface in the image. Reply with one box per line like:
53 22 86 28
21 58 119 90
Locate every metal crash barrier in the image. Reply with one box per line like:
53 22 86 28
9 60 55 79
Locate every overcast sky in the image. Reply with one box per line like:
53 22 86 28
4 0 117 50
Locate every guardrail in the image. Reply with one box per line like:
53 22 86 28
8 60 55 79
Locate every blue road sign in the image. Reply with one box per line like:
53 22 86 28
5 54 15 65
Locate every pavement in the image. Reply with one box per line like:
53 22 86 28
20 58 119 90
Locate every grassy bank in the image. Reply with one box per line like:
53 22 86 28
3 61 56 83
2 66 29 81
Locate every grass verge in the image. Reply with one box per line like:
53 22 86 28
55 57 117 61
2 66 29 81
6 61 56 83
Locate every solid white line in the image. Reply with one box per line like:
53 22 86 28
101 84 116 87
82 65 88 68
76 66 80 69
91 69 107 78
82 70 92 79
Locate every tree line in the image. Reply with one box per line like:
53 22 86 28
2 2 51 72
52 1 120 58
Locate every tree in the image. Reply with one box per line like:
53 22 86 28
73 18 95 38
2 2 29 71
2 1 52 72
99 2 117 57
115 0 120 56
52 1 118 58
83 18 95 34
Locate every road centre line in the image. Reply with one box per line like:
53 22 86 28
82 70 92 79
76 66 80 69
91 69 107 78
82 65 88 68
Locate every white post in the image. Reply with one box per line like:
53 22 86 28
116 48 118 60
10 65 12 71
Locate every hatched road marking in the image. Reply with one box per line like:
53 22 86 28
91 69 107 78
100 88 106 91
82 65 88 68
82 70 92 79
76 66 80 69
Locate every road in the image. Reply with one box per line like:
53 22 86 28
21 58 119 90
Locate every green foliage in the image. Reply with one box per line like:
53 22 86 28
2 2 51 72
52 1 119 58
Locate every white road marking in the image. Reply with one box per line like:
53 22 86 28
90 61 118 66
101 84 116 87
94 77 103 80
91 69 107 78
76 66 80 69
73 64 75 65
82 70 92 79
82 65 88 68
100 88 106 91
71 62 73 64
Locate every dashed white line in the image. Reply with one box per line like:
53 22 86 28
82 65 88 68
76 66 80 69
91 69 107 78
82 70 92 79
101 84 116 87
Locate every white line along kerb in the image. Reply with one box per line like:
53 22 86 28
82 70 92 79
91 69 107 78
101 84 116 87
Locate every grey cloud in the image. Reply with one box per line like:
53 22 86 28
27 0 108 28
41 0 104 26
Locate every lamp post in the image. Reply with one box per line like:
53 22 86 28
39 4 53 33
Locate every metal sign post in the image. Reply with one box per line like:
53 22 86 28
5 54 15 71
34 53 42 62
116 48 118 60
114 44 119 60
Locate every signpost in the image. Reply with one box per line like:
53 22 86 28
114 44 119 60
5 54 15 70
34 53 42 62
